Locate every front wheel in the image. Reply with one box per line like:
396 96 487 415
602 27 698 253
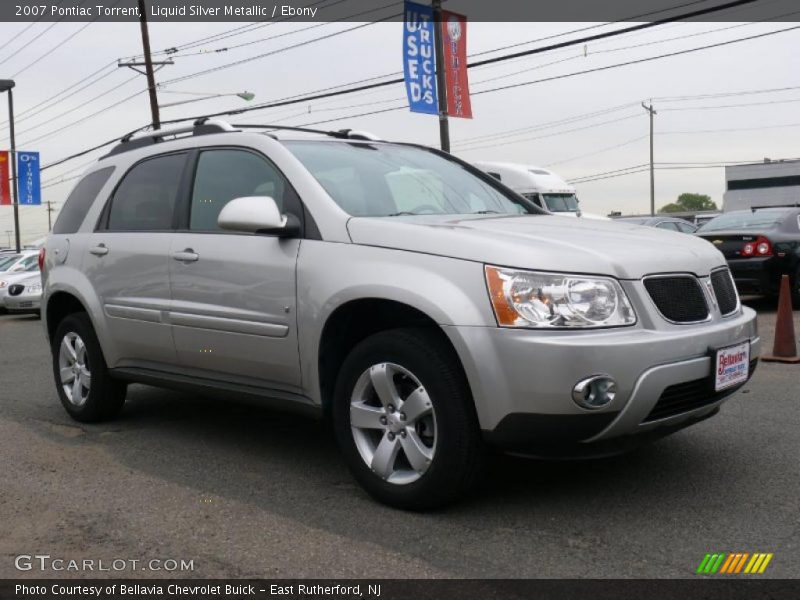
51 313 127 423
332 328 484 510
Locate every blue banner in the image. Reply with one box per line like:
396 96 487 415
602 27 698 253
16 151 41 205
403 1 438 115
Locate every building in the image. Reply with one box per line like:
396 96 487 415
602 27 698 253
723 158 800 212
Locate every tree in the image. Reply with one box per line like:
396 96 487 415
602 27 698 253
659 193 717 213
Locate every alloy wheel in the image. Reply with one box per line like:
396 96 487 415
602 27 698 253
58 332 91 407
349 362 437 485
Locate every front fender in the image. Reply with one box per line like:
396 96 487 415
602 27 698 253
296 241 494 403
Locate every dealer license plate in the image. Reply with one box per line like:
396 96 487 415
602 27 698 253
714 341 750 392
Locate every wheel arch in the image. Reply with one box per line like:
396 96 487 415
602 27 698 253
316 298 469 416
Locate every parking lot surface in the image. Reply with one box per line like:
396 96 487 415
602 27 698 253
1 299 798 579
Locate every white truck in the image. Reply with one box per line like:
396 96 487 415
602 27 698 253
472 161 608 220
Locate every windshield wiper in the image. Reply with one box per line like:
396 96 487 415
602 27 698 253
472 210 501 214
387 211 419 216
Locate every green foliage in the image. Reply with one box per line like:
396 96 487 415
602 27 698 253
659 193 717 213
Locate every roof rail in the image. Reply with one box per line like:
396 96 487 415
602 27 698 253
231 123 382 141
103 119 238 158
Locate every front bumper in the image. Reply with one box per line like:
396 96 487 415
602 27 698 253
444 304 759 452
3 291 42 312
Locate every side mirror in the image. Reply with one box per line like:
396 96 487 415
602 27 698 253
217 196 300 237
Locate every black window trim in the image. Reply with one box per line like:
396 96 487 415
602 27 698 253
95 150 191 233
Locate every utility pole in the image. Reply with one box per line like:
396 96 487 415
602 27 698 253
642 100 657 216
46 200 56 231
118 0 173 130
1 80 21 252
432 0 450 153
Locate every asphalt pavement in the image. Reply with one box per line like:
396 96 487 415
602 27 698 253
0 299 798 579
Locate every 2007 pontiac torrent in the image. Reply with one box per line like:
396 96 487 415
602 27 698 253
41 120 758 509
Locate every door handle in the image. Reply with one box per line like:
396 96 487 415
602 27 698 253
172 249 199 263
89 244 108 256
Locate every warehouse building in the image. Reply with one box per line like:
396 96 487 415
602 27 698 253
723 158 800 212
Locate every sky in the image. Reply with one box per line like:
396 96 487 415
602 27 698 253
0 8 798 244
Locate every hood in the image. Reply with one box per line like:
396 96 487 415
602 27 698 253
346 214 725 279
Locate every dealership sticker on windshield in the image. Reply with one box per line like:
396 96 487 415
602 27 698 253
714 341 750 392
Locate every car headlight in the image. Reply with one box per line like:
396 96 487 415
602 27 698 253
485 265 636 328
0 281 7 289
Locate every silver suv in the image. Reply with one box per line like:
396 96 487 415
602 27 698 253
42 120 758 509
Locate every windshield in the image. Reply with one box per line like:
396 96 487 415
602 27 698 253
698 210 791 232
283 141 539 217
541 193 579 212
0 255 21 270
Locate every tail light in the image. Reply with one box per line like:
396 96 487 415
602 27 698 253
741 236 772 257
38 247 45 270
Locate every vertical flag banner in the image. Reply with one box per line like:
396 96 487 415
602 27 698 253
442 10 472 119
403 1 438 115
16 151 41 206
0 151 10 205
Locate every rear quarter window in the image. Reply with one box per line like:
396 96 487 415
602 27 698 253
52 167 115 234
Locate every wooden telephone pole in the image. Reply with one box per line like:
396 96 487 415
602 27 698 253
118 0 173 130
642 101 657 216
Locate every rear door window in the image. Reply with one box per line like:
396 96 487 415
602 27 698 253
106 153 186 231
53 167 115 234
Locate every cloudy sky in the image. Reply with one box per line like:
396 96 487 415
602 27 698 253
1 4 798 244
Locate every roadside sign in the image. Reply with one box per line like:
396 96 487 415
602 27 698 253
403 1 438 115
16 151 41 205
441 10 472 119
0 151 10 205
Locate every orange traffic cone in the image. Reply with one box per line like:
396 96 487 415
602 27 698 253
762 274 800 363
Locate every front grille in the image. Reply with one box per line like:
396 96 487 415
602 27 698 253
644 276 709 323
8 284 24 296
643 358 758 423
711 269 738 316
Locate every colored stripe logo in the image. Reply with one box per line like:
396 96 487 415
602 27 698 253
696 552 773 574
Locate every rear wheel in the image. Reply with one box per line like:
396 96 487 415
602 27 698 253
52 313 127 423
792 267 800 309
332 328 484 510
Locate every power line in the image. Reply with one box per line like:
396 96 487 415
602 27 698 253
160 16 401 87
35 1 792 172
544 135 649 168
166 0 363 58
10 21 95 78
3 74 141 142
123 0 351 60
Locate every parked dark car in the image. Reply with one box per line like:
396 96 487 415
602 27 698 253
696 207 800 306
615 216 698 233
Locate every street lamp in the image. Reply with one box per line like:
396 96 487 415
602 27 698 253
159 91 255 109
0 79 20 253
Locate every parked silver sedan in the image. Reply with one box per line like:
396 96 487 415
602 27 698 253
3 272 42 315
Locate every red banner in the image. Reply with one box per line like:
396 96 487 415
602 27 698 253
0 151 10 205
441 10 472 119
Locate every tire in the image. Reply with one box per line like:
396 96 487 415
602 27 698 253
51 312 127 423
332 327 484 510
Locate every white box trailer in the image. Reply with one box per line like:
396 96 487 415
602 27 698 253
723 159 800 212
471 161 608 220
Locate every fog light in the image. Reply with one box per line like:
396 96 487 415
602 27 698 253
572 375 617 410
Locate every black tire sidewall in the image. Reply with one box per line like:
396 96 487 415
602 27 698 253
332 328 481 510
51 313 125 422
